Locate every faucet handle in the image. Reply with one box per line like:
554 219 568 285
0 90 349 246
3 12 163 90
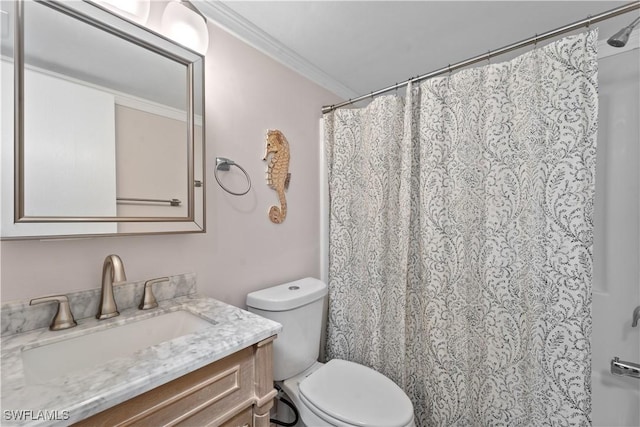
30 295 77 331
139 277 168 310
632 306 640 327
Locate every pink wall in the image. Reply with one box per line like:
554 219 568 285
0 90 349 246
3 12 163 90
0 22 341 308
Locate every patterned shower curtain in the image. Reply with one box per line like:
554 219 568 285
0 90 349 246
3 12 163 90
324 30 598 426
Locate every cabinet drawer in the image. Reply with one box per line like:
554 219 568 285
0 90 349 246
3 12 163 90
75 347 254 427
219 406 252 427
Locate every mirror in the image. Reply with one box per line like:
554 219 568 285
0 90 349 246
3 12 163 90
1 0 205 239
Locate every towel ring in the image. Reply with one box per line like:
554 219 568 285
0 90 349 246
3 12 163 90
214 157 251 196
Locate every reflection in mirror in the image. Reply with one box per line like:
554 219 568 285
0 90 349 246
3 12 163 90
0 0 205 239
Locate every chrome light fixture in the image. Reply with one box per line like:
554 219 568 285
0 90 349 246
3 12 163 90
607 16 640 47
161 0 209 54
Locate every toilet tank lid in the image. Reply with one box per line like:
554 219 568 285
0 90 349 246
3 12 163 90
246 277 327 311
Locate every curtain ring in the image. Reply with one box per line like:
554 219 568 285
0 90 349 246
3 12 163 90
487 50 491 65
448 64 452 75
587 14 592 28
214 157 251 196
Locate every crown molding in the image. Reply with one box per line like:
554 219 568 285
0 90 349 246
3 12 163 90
196 1 357 100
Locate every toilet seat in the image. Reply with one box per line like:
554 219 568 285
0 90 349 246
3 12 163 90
298 359 414 427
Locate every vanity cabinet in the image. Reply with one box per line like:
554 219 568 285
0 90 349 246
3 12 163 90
74 336 276 427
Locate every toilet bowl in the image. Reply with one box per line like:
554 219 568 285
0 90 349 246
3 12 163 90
246 278 415 427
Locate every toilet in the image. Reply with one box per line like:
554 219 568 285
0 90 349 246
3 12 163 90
246 277 415 427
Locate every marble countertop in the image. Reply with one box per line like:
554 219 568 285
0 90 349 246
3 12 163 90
1 295 282 426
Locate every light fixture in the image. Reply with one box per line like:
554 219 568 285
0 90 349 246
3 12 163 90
161 0 209 54
95 0 150 25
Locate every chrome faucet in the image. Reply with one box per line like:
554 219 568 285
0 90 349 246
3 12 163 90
609 306 640 380
611 357 640 379
96 254 126 320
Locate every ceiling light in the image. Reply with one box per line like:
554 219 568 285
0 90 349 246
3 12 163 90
161 0 209 55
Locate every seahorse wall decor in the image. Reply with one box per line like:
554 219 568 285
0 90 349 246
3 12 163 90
263 129 291 224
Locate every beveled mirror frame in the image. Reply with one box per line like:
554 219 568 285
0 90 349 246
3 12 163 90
10 0 205 231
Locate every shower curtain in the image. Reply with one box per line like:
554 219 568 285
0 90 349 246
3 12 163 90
324 30 598 426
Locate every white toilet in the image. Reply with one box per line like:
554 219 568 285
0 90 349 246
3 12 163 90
246 277 415 427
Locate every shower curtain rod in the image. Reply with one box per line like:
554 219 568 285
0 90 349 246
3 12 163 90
321 0 640 114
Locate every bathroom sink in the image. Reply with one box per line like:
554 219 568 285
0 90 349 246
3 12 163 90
21 310 213 384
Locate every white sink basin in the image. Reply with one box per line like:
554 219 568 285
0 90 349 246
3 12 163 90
21 310 213 384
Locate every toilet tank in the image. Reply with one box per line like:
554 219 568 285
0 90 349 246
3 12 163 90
246 278 327 381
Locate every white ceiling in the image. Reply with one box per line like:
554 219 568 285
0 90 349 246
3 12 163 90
198 1 639 101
